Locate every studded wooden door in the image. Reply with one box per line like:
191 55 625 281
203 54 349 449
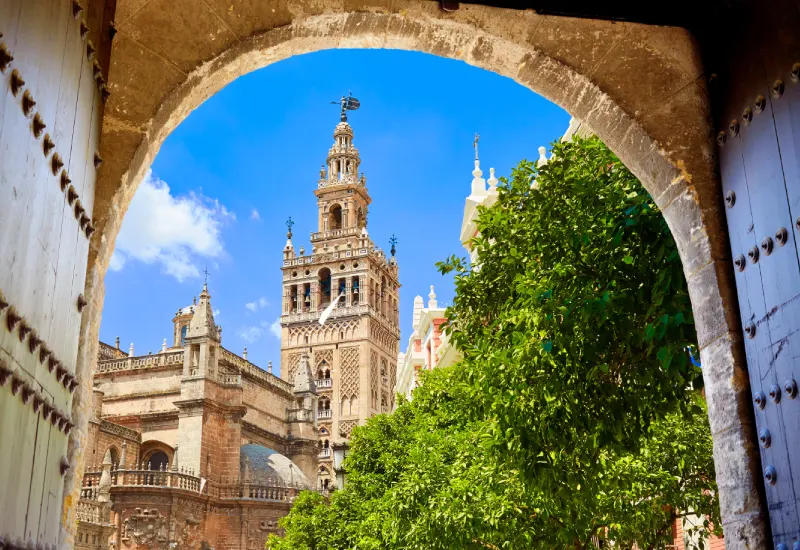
0 0 108 546
715 0 800 546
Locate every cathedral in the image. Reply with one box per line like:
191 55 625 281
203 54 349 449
77 115 400 550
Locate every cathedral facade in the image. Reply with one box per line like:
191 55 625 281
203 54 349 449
279 118 401 489
76 117 400 549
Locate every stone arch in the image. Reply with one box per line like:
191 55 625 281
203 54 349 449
329 203 343 230
67 4 760 547
138 440 174 470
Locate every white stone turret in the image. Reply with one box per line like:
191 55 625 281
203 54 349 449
488 167 498 193
471 159 487 198
428 285 438 309
412 295 424 330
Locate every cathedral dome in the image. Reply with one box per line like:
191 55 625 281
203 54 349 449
240 444 310 488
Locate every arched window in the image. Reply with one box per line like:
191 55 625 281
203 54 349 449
352 276 360 304
147 451 169 471
318 268 332 307
180 325 187 346
109 447 119 467
329 204 342 230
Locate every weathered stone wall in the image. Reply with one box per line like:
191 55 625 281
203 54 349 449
241 377 290 437
200 408 243 482
85 421 140 470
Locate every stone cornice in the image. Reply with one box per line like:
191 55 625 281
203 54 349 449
100 388 180 402
174 398 247 419
99 420 141 442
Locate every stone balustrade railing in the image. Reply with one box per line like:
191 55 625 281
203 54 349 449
319 448 331 458
76 499 111 525
97 350 184 373
288 408 314 422
81 467 317 507
211 483 298 502
310 227 361 241
282 247 370 268
315 378 332 389
110 468 202 491
318 409 332 419
219 347 292 393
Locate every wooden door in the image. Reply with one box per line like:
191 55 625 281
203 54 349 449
716 0 800 546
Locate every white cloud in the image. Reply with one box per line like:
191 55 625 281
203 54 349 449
245 297 268 312
110 170 233 282
250 208 261 221
237 319 278 343
237 325 264 343
269 319 282 339
213 308 221 318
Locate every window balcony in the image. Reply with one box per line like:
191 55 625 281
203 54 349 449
319 448 331 458
315 378 333 389
318 409 332 419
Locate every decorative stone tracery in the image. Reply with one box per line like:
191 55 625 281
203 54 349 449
339 420 357 439
287 353 302 383
339 347 359 399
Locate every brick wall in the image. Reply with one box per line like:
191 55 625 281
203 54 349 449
200 411 242 481
85 421 139 469
242 378 290 437
672 515 726 550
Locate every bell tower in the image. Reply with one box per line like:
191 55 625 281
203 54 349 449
279 112 401 488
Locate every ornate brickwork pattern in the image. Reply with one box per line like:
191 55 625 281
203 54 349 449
339 347 359 399
288 319 359 347
381 391 389 413
287 353 302 382
370 350 379 411
339 420 357 439
370 322 397 354
316 349 333 371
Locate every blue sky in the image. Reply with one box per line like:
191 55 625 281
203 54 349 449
100 49 570 374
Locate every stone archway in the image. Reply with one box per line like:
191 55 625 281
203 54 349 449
65 3 762 548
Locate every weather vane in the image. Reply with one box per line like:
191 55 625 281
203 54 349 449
389 235 397 256
286 217 294 238
473 133 480 161
331 92 360 122
203 266 209 286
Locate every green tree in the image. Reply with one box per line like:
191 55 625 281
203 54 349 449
268 137 719 550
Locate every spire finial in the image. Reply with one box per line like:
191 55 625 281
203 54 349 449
389 235 397 257
473 133 480 161
202 266 209 288
286 216 294 239
330 93 360 122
